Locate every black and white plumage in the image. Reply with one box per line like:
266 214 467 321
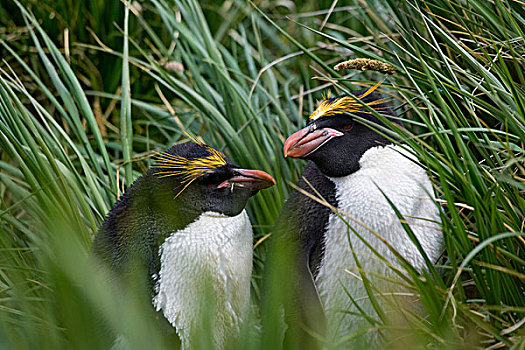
272 86 443 347
92 138 275 348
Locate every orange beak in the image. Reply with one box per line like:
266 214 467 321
217 169 275 190
283 126 343 158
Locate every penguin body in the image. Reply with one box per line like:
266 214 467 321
316 145 441 343
275 86 443 347
93 139 275 348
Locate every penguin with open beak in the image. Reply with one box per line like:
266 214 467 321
270 85 443 348
92 136 275 349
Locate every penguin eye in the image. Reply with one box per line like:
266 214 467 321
343 124 353 131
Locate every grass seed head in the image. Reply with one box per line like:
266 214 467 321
334 58 395 75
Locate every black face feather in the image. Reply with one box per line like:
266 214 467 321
151 142 273 217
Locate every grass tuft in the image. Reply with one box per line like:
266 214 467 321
0 0 523 348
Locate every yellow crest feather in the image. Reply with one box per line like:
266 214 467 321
308 81 389 121
153 134 227 197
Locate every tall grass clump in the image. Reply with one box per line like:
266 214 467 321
0 0 523 349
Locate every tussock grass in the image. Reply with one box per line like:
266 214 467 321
0 0 523 348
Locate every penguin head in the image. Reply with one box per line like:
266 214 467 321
283 85 398 177
152 138 275 217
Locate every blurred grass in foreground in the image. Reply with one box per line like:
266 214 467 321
0 0 524 348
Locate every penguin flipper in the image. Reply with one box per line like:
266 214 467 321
262 202 326 350
263 163 336 349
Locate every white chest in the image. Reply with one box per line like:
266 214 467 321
152 210 253 349
314 145 442 343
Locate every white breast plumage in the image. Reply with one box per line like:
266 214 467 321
315 145 443 345
152 210 253 349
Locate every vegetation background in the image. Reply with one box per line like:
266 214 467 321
0 0 523 348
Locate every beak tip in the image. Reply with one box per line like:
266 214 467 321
283 126 342 159
231 169 276 190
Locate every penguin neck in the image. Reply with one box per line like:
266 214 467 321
136 174 203 244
